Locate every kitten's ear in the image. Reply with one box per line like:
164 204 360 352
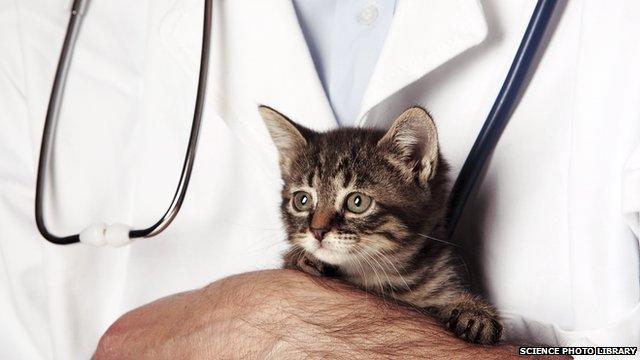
258 105 308 175
377 107 439 185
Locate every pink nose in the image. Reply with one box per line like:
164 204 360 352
311 228 329 241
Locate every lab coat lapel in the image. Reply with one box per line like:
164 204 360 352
245 0 338 131
159 0 337 136
358 0 488 123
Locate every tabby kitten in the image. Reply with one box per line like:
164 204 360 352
259 106 502 344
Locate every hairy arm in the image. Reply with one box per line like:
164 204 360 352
93 270 555 359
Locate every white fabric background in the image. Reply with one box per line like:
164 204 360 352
0 0 638 358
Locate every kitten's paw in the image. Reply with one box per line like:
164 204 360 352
296 253 325 276
442 304 502 344
283 249 325 276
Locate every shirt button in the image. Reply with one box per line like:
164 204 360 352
358 4 379 25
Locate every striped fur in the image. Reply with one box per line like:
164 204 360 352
260 106 502 344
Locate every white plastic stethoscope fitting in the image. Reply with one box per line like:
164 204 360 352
79 223 132 247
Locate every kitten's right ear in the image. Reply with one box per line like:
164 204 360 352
258 105 308 175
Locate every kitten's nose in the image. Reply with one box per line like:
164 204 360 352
311 228 329 241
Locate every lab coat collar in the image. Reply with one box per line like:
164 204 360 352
357 0 488 123
159 0 338 133
160 0 487 131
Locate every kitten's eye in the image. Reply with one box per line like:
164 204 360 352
292 191 313 212
345 192 372 214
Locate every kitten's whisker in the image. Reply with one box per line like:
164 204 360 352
243 233 290 253
415 233 462 248
354 257 369 294
376 250 413 292
355 247 384 293
413 233 471 278
358 247 387 292
359 246 395 293
349 252 369 294
289 244 307 260
371 248 412 292
353 247 382 293
360 247 404 307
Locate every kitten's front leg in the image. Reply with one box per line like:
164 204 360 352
425 292 503 345
283 248 325 276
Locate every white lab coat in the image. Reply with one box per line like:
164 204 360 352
1 0 639 358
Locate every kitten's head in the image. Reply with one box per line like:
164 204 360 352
259 106 450 267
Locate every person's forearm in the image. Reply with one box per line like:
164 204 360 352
94 270 559 359
218 270 516 359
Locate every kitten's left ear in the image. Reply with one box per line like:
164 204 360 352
258 105 310 176
377 107 440 185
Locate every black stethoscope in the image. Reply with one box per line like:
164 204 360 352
35 0 558 246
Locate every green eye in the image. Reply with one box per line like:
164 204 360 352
345 192 372 214
292 191 313 212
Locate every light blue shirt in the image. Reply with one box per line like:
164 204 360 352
292 0 396 125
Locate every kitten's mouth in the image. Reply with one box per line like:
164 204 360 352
300 233 358 265
311 246 349 265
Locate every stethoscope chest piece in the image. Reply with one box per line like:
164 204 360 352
79 223 132 247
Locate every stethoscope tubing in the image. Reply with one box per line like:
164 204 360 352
35 0 557 245
35 0 212 244
447 0 559 239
